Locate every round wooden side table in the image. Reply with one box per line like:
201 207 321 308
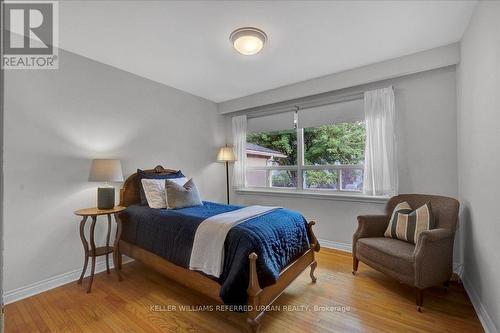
74 206 126 293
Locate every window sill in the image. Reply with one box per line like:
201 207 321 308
234 188 389 204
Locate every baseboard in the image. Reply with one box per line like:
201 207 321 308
462 272 499 333
317 238 351 253
453 262 464 278
3 256 133 305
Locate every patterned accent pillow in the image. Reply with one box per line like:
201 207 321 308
165 178 203 209
384 201 435 244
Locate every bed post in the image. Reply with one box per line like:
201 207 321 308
307 221 320 283
307 221 320 252
247 252 262 333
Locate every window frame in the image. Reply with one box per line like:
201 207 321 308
245 127 365 193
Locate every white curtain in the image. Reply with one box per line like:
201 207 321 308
232 115 247 188
363 86 398 196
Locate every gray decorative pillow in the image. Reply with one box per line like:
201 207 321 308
165 178 203 209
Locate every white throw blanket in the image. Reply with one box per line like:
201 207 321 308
189 205 280 278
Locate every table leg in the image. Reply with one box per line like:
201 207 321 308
105 214 111 274
77 216 89 285
114 220 122 270
113 213 123 281
87 215 97 293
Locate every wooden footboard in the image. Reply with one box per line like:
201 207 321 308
118 220 320 333
246 221 319 332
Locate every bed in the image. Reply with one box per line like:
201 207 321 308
116 166 320 332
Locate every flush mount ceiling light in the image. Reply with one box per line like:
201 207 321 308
230 27 267 55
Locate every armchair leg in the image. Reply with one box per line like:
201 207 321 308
352 257 359 275
309 261 317 283
416 288 424 312
443 281 449 292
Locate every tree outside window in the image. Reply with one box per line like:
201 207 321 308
246 121 365 191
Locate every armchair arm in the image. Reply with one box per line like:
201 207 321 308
415 228 453 245
353 215 389 254
354 215 389 238
414 228 455 288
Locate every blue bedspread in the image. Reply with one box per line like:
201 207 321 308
119 201 310 305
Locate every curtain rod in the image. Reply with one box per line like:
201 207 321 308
246 91 364 119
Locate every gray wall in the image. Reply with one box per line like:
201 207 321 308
0 25 4 332
219 43 460 114
228 66 458 251
457 1 500 331
3 49 226 294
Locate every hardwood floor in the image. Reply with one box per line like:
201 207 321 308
5 249 483 333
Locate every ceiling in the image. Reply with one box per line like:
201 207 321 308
59 1 477 103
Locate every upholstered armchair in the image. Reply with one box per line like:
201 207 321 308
352 194 459 311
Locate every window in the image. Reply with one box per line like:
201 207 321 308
245 99 366 193
246 112 297 188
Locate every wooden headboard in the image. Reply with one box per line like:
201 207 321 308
119 165 180 207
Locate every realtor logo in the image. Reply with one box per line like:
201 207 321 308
1 0 58 69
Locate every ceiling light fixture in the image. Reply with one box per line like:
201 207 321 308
229 27 267 55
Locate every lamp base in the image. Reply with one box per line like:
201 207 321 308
97 187 115 210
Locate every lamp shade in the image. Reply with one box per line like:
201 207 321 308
88 159 124 182
217 147 236 162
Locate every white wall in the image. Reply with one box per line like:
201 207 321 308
228 66 458 250
3 49 226 295
218 43 460 114
457 2 500 332
0 37 4 331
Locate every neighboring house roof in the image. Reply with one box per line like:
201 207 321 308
246 143 287 158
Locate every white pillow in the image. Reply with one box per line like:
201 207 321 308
141 177 188 209
141 179 167 208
